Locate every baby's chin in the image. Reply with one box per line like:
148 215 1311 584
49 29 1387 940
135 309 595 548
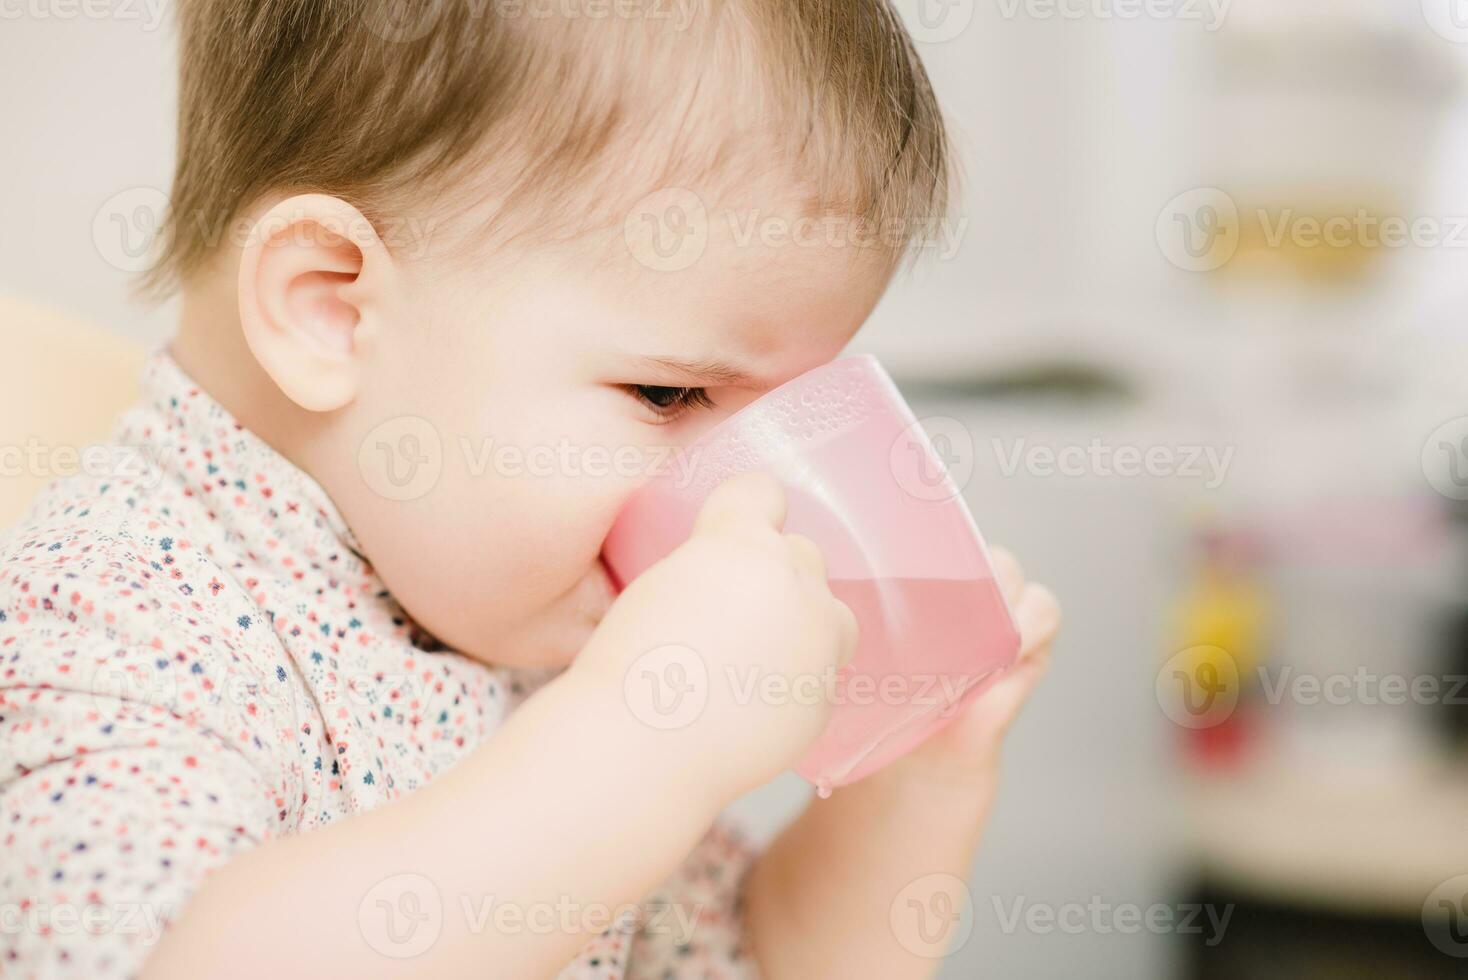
440 558 617 671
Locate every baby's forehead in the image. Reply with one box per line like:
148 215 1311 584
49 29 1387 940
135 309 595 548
605 227 888 374
452 199 885 381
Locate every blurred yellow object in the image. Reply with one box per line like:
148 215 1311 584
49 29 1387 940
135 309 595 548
0 292 145 531
1226 197 1401 285
1174 544 1270 680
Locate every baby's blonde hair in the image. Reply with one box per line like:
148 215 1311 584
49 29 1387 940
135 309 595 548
148 0 952 291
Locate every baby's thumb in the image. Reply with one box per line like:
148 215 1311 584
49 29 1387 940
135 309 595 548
691 472 787 537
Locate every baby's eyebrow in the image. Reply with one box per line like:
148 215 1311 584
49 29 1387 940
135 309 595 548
634 355 759 388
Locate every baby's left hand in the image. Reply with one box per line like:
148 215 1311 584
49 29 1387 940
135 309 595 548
745 548 1060 979
877 546 1061 795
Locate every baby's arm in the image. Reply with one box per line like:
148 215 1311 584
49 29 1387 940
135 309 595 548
0 614 721 978
141 666 723 978
620 821 762 977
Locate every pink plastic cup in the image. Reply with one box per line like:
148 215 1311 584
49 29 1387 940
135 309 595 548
602 355 1020 793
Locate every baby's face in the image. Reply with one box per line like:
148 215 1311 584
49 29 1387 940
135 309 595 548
323 215 890 668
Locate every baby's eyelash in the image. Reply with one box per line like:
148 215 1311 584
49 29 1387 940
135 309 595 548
623 384 715 422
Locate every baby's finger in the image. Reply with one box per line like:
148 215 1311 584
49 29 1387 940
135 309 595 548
693 472 787 538
990 546 1025 609
831 597 859 667
1013 583 1061 659
972 645 1050 740
784 533 827 582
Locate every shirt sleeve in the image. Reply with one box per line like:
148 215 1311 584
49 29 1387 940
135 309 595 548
623 820 763 980
0 587 291 978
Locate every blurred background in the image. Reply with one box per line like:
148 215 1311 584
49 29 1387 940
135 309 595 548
3 0 1468 976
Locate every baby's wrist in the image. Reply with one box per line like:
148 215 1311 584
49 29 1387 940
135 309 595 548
554 661 737 815
847 745 1001 817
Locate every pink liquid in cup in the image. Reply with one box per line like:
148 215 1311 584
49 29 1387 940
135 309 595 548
602 355 1020 793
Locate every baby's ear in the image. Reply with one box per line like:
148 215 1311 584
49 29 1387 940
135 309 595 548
236 194 395 412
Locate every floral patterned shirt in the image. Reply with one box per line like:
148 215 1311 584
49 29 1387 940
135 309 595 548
0 353 758 979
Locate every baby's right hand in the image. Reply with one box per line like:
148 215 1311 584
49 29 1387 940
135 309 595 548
575 473 858 801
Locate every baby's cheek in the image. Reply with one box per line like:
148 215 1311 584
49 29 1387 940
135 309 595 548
400 453 629 643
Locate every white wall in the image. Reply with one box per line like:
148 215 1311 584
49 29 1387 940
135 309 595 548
1 7 178 345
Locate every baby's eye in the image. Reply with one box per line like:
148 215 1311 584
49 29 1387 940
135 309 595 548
624 384 715 422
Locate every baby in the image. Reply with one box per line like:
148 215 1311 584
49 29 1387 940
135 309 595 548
0 1 1060 978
